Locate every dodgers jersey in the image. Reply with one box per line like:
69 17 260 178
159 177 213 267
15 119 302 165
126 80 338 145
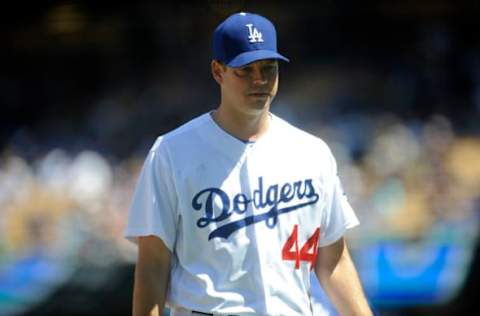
125 112 359 316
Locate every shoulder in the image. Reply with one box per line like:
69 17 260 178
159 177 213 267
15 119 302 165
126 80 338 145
271 114 333 154
142 112 212 169
150 112 211 152
270 114 338 175
162 112 211 143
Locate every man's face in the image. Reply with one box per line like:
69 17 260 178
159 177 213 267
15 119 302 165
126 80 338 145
214 59 279 114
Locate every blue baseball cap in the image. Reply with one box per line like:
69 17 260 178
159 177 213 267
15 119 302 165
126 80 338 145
213 12 290 68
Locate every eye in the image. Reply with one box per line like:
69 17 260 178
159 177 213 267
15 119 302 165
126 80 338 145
262 64 278 76
234 66 251 77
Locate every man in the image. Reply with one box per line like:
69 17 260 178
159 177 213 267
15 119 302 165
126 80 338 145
125 12 373 316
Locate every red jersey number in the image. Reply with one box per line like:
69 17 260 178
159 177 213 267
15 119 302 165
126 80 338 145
282 224 320 271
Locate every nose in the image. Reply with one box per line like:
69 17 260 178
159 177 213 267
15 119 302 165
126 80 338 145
251 66 267 85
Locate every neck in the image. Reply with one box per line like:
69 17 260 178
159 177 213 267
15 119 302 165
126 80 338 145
212 104 271 142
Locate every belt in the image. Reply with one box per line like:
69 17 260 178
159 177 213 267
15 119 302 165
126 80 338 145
193 312 238 316
170 306 238 316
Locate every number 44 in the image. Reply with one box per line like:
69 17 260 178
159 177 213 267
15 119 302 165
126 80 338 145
282 225 320 271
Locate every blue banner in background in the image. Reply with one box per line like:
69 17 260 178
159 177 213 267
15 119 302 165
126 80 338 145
355 239 474 307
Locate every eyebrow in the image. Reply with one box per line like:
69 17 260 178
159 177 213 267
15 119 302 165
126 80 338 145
260 60 277 65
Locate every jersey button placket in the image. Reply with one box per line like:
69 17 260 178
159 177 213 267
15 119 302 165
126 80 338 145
245 146 272 316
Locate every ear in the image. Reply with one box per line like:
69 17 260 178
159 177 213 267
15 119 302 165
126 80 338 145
211 60 225 85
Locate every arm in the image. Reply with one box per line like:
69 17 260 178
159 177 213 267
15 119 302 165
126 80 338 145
314 237 372 316
133 235 172 316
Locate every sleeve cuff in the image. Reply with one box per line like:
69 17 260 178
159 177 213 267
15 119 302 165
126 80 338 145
318 219 359 247
124 227 175 252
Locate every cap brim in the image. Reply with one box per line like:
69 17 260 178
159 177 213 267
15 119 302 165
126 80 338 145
226 50 290 68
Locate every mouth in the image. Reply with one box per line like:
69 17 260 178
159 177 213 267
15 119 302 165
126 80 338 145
248 92 271 97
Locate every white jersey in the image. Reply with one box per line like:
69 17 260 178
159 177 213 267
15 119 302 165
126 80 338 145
125 112 359 316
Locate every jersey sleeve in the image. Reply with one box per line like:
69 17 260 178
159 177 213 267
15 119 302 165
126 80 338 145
124 138 178 251
318 149 359 247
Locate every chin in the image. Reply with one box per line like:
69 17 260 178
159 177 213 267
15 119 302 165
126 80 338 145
248 101 270 112
246 96 271 110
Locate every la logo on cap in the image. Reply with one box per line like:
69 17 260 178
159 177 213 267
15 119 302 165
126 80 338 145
246 24 264 43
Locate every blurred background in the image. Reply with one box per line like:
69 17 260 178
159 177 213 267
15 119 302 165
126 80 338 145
1 0 479 315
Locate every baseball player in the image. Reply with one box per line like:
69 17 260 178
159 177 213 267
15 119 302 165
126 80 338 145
125 12 373 316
